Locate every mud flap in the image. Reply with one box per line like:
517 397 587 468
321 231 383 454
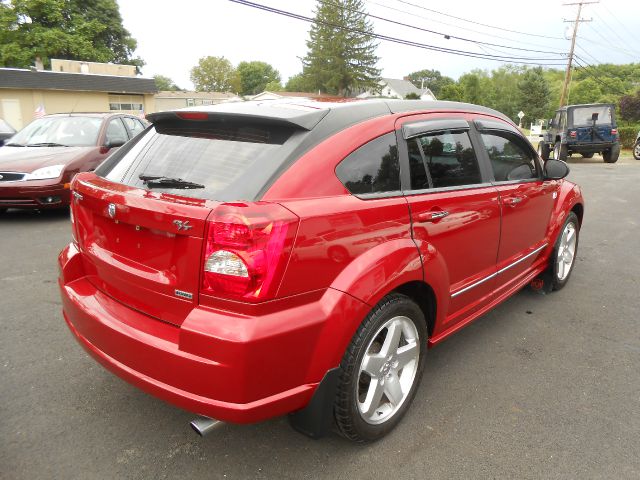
288 368 341 439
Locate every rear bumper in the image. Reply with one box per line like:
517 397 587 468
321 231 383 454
0 180 70 209
58 243 368 423
566 142 616 152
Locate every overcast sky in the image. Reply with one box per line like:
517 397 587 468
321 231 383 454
118 0 640 90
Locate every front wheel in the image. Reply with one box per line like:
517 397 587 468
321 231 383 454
554 142 568 161
633 140 640 161
538 142 550 160
548 212 580 291
334 294 427 443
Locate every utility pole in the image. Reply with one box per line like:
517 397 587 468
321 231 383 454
559 1 597 107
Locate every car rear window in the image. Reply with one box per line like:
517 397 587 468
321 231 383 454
570 105 613 126
95 119 303 201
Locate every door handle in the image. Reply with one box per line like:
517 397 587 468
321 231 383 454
504 196 523 207
416 210 449 222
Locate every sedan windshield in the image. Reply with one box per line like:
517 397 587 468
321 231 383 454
9 116 102 147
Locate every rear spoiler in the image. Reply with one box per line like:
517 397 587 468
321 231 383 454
146 105 330 131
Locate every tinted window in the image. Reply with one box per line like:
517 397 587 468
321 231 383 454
481 132 538 182
105 118 128 145
96 120 300 201
336 133 400 195
410 130 481 189
408 138 429 190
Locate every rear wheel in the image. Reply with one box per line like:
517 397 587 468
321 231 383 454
633 140 640 161
334 294 427 443
554 142 568 161
602 144 620 163
538 142 550 160
581 152 594 159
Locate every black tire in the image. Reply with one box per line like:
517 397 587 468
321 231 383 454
334 293 428 443
538 141 550 160
602 144 620 163
547 212 580 291
554 142 568 161
581 152 594 159
633 140 640 161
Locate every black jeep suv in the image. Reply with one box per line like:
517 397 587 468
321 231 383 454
539 103 620 163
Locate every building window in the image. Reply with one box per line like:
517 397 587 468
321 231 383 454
108 94 144 112
201 99 213 106
187 98 195 107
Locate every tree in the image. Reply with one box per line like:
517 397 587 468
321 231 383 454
619 91 640 122
438 83 463 102
405 92 420 100
154 74 180 91
302 0 380 96
406 69 454 97
190 56 239 92
0 0 143 69
264 80 283 92
517 67 550 123
285 73 315 92
236 61 281 95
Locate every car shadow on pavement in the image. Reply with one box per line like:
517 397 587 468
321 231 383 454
0 207 70 222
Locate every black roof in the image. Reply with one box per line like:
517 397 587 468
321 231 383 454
0 68 157 94
556 103 615 112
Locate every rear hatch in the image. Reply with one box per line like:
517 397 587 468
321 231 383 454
72 175 215 326
70 106 325 325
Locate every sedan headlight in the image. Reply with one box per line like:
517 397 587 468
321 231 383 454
24 164 65 180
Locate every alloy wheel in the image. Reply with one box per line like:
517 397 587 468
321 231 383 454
557 222 577 281
357 316 420 425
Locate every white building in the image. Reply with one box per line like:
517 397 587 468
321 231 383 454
357 78 436 101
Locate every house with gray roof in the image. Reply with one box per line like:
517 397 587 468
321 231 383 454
356 78 436 101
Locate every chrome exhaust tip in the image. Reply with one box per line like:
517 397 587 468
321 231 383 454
190 416 222 437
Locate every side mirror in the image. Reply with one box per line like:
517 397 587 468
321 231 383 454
104 138 126 149
544 159 569 180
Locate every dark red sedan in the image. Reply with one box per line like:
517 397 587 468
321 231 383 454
58 100 584 442
0 113 146 212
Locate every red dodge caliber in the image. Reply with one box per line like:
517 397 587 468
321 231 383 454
59 100 584 442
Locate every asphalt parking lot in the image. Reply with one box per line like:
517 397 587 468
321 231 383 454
2 155 639 480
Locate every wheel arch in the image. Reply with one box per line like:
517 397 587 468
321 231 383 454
393 280 437 338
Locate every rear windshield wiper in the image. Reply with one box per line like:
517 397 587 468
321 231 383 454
139 174 205 189
27 142 70 147
5 142 25 147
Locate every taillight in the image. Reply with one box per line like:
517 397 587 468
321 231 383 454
611 128 618 136
569 130 577 138
201 202 299 302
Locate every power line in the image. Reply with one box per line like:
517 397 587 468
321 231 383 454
572 55 630 96
599 2 639 49
322 0 566 56
365 0 567 51
393 0 565 40
591 9 640 55
227 0 568 66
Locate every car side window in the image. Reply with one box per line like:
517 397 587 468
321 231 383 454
336 132 400 195
105 118 128 145
409 129 482 189
122 117 145 138
480 132 539 182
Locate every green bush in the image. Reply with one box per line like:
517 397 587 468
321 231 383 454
618 125 639 148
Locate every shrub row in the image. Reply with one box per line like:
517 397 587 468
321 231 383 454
618 125 639 148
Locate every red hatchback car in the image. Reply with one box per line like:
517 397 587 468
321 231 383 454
58 100 584 442
0 113 146 212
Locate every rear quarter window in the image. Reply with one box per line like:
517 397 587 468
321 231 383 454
335 132 400 195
